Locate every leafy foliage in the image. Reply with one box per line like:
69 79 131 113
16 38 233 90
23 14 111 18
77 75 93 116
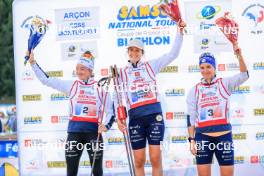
0 0 15 103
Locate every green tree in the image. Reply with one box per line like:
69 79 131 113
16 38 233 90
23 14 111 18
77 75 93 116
0 0 15 103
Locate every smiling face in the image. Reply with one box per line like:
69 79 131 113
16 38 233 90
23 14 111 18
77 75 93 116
200 63 216 81
128 47 143 64
76 64 92 80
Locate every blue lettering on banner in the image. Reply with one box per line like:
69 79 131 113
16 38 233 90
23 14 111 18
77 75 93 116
0 141 18 158
107 5 176 31
108 20 175 29
64 11 90 20
117 36 170 47
58 28 97 37
69 22 85 28
55 7 99 40
200 22 216 30
109 20 152 29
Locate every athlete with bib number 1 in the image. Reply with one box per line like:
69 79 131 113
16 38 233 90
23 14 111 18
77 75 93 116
186 13 249 176
114 1 186 175
27 51 115 176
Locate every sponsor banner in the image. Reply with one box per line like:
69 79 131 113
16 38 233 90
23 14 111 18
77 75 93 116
185 0 232 52
55 7 100 41
13 0 264 175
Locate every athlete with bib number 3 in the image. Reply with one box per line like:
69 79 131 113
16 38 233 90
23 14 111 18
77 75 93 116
27 51 115 176
186 13 249 176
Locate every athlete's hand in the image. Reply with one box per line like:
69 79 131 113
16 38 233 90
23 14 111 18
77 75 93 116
27 50 36 65
178 20 186 35
117 119 127 133
98 124 108 133
232 42 241 55
190 141 197 156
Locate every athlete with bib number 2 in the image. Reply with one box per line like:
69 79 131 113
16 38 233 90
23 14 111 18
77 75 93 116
186 13 249 176
27 51 115 176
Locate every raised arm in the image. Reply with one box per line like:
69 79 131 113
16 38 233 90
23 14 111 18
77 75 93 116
28 51 74 95
148 26 184 74
222 44 249 93
234 43 248 73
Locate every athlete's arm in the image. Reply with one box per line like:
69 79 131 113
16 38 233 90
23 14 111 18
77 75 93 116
148 31 183 75
102 92 115 130
186 86 197 155
186 87 197 128
28 51 74 94
222 44 249 93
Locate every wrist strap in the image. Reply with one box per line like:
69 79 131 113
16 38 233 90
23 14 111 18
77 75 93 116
188 137 195 142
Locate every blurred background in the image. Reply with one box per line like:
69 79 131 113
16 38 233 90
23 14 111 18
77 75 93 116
0 0 18 175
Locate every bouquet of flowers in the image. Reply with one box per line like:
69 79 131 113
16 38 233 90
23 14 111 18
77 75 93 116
159 0 185 32
22 16 51 65
159 0 182 22
215 12 239 52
